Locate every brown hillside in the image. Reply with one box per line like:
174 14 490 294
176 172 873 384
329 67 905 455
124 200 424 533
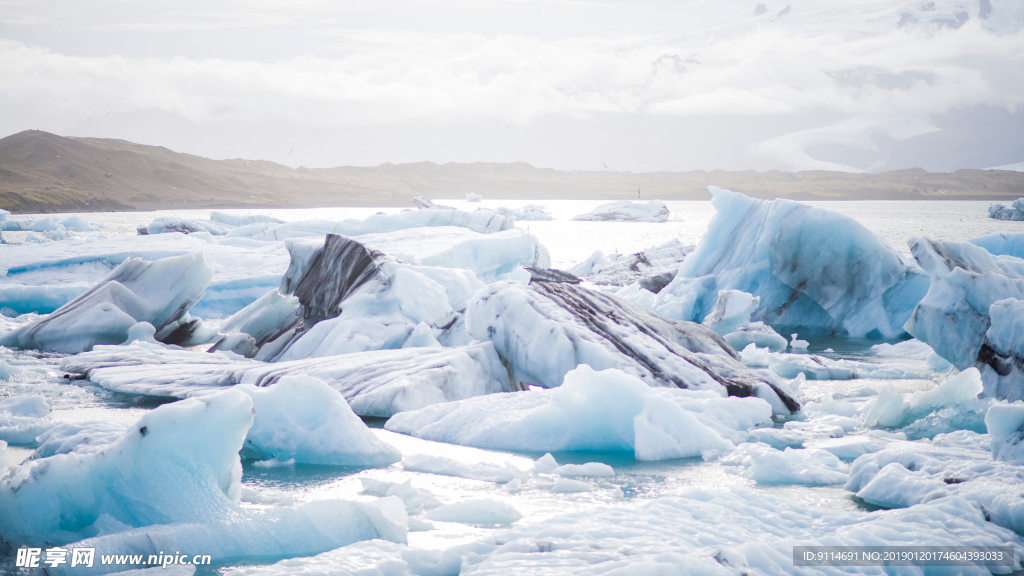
1 130 1023 213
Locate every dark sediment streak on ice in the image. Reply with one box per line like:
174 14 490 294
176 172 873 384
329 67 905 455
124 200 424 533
532 279 799 412
256 234 388 360
469 275 799 413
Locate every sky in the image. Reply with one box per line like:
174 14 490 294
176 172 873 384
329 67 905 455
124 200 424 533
1 0 1023 173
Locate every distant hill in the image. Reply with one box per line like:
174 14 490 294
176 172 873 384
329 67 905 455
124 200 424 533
2 130 1023 213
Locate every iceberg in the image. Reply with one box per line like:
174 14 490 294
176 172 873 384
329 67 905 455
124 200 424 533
0 232 291 319
226 207 513 241
903 236 1024 400
656 187 929 339
0 253 213 353
466 277 799 414
385 365 772 461
0 390 252 544
567 239 693 291
0 388 407 566
494 204 553 221
701 289 759 336
61 341 510 417
138 216 232 236
238 376 401 467
988 199 1024 220
251 231 544 360
570 200 669 223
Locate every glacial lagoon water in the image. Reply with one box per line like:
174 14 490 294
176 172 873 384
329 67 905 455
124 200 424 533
2 198 1023 574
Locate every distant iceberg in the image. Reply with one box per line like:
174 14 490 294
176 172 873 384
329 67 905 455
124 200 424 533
987 199 1024 220
655 187 929 339
571 200 669 222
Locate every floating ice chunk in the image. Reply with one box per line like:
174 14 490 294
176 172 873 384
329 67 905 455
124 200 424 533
788 333 808 350
871 338 936 359
401 454 518 483
386 366 771 461
0 254 213 353
533 453 559 474
724 322 788 352
656 188 928 339
723 443 849 485
253 457 295 468
228 207 512 240
569 239 692 291
238 376 401 467
746 427 805 449
552 462 614 478
50 497 407 574
122 321 158 344
383 480 442 514
31 215 102 233
986 403 1024 465
0 390 252 544
255 232 537 360
425 499 521 526
210 211 284 226
61 341 510 417
702 290 759 335
987 199 1024 220
0 395 52 444
551 478 593 493
571 200 669 223
863 368 990 437
466 279 799 414
494 204 553 221
214 289 300 350
465 192 483 202
141 216 232 235
854 462 950 508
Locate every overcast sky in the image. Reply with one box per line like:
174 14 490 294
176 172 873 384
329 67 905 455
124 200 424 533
2 0 1022 172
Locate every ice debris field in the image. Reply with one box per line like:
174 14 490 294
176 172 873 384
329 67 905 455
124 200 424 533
2 193 1024 574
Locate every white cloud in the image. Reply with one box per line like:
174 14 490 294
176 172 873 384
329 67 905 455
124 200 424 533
1 0 1022 170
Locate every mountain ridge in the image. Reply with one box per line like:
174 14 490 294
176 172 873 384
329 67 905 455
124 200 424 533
2 130 1023 214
